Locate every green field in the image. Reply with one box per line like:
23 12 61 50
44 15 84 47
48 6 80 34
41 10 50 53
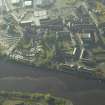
0 92 72 105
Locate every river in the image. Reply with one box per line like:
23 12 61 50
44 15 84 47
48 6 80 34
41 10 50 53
0 59 105 105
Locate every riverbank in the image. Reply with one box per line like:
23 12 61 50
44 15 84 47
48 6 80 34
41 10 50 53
0 58 105 105
0 91 72 105
1 55 105 81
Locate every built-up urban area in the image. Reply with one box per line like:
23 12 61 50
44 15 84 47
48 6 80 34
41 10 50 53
0 0 105 78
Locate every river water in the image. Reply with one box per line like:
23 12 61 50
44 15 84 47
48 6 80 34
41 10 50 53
0 59 105 105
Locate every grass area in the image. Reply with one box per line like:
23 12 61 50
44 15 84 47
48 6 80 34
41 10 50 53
49 0 77 18
92 47 105 54
3 100 23 105
55 0 76 8
0 91 72 105
91 1 105 25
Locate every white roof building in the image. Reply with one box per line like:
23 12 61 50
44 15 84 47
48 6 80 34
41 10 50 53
23 0 32 7
11 0 20 4
34 10 48 18
81 33 91 39
20 20 33 24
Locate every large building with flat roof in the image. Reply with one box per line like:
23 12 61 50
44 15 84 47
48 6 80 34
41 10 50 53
35 0 55 8
11 0 20 4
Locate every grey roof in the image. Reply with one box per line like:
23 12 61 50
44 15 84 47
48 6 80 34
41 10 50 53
35 0 55 6
82 33 91 38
